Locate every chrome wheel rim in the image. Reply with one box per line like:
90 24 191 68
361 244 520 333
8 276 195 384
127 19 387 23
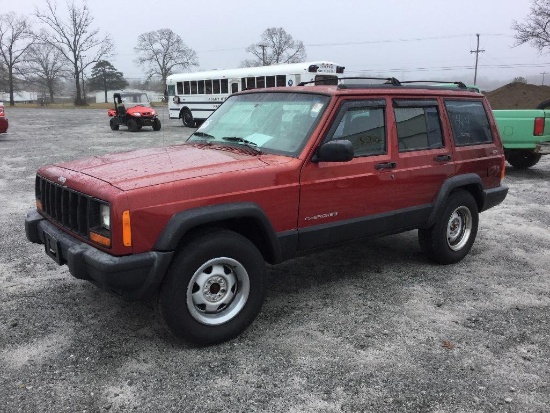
186 257 250 325
446 206 472 251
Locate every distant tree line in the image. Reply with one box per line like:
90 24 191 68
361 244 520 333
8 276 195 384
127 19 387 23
0 0 306 106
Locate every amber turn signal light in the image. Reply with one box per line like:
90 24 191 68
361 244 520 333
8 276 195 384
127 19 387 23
122 210 132 247
90 231 111 248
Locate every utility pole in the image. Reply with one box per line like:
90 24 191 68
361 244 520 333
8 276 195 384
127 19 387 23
258 44 267 66
541 72 547 85
470 33 485 85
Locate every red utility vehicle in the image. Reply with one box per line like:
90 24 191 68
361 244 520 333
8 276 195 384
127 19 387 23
108 92 161 132
26 79 508 345
0 102 8 134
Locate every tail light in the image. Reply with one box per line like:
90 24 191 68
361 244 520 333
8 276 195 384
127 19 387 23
534 117 545 136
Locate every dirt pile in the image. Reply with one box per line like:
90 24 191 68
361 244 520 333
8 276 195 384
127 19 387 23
485 82 550 109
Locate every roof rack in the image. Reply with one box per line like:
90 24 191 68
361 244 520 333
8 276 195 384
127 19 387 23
298 76 401 87
297 76 481 92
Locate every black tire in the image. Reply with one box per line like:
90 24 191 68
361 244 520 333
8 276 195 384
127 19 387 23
506 149 542 169
127 118 138 132
158 229 266 345
182 108 194 127
109 118 119 131
536 99 550 109
153 118 161 131
418 190 479 265
137 125 142 130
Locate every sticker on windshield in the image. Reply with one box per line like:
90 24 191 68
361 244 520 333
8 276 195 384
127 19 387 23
288 79 293 86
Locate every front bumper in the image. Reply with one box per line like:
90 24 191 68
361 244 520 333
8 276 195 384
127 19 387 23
25 210 173 301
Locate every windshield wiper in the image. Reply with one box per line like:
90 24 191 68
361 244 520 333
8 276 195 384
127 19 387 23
191 131 215 139
221 137 262 154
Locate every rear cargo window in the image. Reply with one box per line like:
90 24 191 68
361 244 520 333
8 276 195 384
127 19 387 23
445 100 493 146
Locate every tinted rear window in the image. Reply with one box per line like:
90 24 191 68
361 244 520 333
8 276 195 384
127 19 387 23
445 100 493 146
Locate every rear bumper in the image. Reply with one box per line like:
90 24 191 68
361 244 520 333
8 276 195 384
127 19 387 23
535 142 550 154
481 185 509 212
25 210 173 301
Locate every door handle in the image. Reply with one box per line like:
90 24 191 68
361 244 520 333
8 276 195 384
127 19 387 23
434 154 452 162
375 162 397 170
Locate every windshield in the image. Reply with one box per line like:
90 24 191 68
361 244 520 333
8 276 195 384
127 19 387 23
120 94 151 108
187 92 330 156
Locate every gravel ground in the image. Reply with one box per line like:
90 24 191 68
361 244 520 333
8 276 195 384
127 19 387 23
0 106 549 413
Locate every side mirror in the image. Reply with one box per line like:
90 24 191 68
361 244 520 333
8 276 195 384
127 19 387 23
117 97 123 104
314 140 354 162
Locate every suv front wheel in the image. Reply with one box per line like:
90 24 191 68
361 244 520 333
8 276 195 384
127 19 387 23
418 190 479 265
158 229 267 345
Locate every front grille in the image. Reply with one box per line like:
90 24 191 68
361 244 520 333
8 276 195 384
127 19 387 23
35 175 106 239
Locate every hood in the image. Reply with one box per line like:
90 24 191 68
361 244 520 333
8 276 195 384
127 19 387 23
126 105 156 116
55 144 274 191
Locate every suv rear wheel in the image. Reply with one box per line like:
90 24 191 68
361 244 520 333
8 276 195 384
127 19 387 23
418 190 479 264
158 229 266 345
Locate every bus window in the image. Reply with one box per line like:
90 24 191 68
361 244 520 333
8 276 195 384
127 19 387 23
266 76 275 88
198 80 205 94
221 79 229 94
184 81 190 95
246 77 256 89
231 83 238 93
213 80 220 94
177 82 183 94
205 80 212 94
276 75 286 87
167 85 175 96
191 81 198 94
256 76 266 89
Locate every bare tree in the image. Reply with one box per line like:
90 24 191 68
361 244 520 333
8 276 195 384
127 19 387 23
23 38 70 103
241 27 306 67
0 12 35 106
134 29 198 87
35 0 113 105
513 0 550 51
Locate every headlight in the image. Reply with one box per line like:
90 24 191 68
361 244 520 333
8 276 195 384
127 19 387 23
100 204 110 229
133 112 141 117
151 110 157 116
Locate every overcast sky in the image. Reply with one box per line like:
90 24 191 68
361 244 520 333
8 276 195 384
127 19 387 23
4 0 547 90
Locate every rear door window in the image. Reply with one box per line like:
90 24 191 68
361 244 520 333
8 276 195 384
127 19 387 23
444 100 493 146
393 100 444 151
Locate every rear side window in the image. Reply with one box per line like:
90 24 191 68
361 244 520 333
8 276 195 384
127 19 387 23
445 100 493 146
393 100 444 151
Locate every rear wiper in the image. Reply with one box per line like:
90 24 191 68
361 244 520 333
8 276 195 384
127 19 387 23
221 137 262 154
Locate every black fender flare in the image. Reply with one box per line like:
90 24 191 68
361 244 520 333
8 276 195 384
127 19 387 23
424 174 484 228
153 202 283 263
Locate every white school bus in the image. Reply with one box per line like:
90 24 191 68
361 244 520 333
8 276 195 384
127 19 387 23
166 61 345 127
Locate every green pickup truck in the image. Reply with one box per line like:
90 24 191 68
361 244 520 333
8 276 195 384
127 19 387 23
441 83 550 169
492 108 550 169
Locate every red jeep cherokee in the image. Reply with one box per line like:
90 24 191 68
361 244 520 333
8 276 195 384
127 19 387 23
25 79 508 345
